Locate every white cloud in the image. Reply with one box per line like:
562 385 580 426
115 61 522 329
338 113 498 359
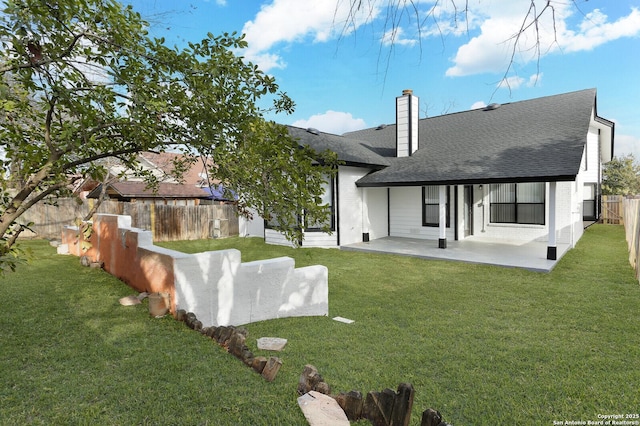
613 134 640 159
470 101 487 110
241 0 380 71
381 27 417 47
292 110 367 134
445 1 640 77
562 8 640 52
497 75 525 90
497 72 543 89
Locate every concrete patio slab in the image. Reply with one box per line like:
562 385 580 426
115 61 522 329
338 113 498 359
341 236 571 272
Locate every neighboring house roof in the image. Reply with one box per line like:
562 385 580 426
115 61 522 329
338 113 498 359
346 88 614 187
138 151 218 187
287 125 390 168
87 181 210 200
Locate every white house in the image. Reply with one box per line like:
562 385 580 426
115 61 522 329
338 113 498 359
246 88 614 262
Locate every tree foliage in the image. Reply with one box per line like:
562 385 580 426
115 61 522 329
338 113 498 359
602 154 640 196
0 0 336 272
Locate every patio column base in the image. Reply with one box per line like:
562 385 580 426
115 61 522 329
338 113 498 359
547 246 557 260
362 233 370 242
438 238 447 249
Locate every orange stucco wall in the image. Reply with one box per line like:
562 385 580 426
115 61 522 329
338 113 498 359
61 215 176 314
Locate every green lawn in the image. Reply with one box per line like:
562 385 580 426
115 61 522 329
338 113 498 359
1 225 638 425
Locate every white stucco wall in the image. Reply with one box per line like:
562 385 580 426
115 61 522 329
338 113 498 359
173 249 329 327
338 166 369 245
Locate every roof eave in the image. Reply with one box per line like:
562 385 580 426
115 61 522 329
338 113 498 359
356 174 579 187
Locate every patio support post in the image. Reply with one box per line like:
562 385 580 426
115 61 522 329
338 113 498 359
362 188 370 242
547 181 557 260
439 185 447 248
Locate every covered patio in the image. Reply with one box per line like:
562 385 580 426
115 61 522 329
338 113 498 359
341 236 572 272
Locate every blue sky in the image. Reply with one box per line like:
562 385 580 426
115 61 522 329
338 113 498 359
127 0 640 158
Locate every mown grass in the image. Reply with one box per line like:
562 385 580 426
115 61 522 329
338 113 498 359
1 225 638 425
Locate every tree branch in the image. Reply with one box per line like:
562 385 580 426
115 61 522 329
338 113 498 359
60 146 143 171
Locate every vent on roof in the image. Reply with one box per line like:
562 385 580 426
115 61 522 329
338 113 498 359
376 124 387 130
306 127 320 135
483 103 501 111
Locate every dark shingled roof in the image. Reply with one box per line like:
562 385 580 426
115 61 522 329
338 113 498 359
287 125 390 168
346 88 606 187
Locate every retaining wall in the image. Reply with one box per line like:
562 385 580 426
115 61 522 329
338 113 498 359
60 214 329 326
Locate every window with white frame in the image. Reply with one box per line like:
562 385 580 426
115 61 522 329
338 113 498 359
490 183 545 225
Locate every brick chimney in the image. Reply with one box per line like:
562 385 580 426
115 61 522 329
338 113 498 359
396 89 419 157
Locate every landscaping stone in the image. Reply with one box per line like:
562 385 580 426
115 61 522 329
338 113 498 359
391 383 414 426
256 337 288 351
421 408 445 426
335 390 363 421
297 364 325 395
315 380 331 395
228 331 246 358
185 312 197 328
363 388 396 426
119 295 141 306
217 326 234 346
251 356 268 374
261 356 282 382
297 391 350 426
175 309 186 321
241 349 254 366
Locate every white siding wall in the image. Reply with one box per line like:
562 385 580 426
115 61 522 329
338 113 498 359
583 128 601 184
265 229 296 247
410 95 419 155
263 166 375 248
367 187 389 240
266 228 338 248
396 94 419 157
239 208 264 238
396 96 410 158
302 233 338 248
389 187 455 240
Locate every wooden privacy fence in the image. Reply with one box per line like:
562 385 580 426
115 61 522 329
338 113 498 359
623 198 640 282
18 198 239 242
601 195 624 225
